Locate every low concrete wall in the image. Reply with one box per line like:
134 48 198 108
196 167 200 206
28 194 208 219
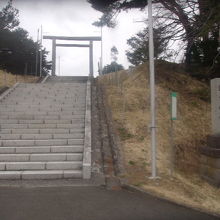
83 79 92 179
41 75 50 83
200 135 220 187
0 87 9 96
0 83 19 102
96 81 126 181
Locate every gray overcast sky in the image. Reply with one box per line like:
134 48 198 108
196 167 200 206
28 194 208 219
0 0 146 76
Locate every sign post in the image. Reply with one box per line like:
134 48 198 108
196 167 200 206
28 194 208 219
170 92 177 175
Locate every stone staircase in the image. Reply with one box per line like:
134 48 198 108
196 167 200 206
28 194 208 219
0 76 91 180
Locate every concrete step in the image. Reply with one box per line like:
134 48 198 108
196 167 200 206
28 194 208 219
1 102 86 107
0 119 84 124
1 139 84 146
0 106 86 110
0 108 86 113
10 94 84 97
3 99 85 103
3 95 85 98
0 128 84 134
0 133 84 140
11 88 85 91
8 89 85 91
16 87 85 90
5 94 86 99
0 102 86 105
45 76 88 83
18 84 86 88
0 170 82 179
0 161 82 171
3 97 85 100
0 123 85 129
15 90 85 92
0 153 83 162
0 115 85 120
0 111 85 115
17 87 86 89
0 146 83 154
1 97 85 99
17 85 86 89
6 94 85 96
7 93 85 96
11 92 85 96
18 83 86 86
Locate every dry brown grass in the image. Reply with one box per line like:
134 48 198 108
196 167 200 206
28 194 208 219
0 70 39 88
98 61 220 215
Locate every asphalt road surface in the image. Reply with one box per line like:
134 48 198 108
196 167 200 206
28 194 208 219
0 186 218 220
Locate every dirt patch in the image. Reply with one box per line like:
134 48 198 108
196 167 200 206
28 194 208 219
98 62 220 215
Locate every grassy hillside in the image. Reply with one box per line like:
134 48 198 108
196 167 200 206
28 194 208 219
98 61 220 215
0 70 39 89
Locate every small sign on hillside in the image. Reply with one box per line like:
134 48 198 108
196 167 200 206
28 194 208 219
171 92 177 120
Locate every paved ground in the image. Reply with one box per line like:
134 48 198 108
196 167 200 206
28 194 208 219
0 186 218 220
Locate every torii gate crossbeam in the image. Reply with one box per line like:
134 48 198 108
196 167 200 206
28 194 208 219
43 36 101 77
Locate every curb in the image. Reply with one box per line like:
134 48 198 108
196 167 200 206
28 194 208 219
122 183 220 219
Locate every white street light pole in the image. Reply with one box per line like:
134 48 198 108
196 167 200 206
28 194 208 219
100 25 103 75
35 28 39 76
148 0 157 179
40 25 43 77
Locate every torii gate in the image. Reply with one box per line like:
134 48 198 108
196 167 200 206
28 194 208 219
43 36 101 77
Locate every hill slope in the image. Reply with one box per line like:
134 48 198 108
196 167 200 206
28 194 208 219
0 70 39 89
98 61 220 215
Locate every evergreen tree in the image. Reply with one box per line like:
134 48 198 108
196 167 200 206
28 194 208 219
126 26 171 65
0 0 19 31
102 61 124 74
111 46 118 62
0 0 51 75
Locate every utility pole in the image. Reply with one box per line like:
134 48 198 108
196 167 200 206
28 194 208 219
58 56 61 76
40 25 43 77
148 0 157 179
100 24 103 75
35 28 39 76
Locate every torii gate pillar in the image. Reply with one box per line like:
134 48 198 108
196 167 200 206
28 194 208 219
52 39 56 76
89 41 93 78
